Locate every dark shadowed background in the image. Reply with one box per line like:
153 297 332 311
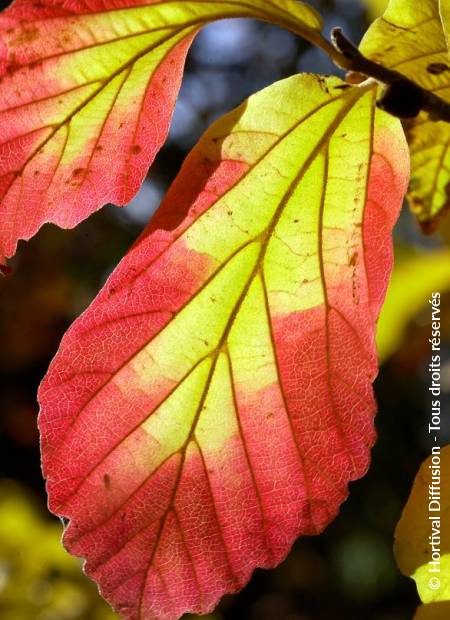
1 0 450 618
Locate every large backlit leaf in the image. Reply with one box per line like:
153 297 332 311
360 0 450 232
0 0 323 263
394 446 450 619
39 74 408 620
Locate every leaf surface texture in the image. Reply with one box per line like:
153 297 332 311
39 75 408 620
0 0 322 260
361 0 450 231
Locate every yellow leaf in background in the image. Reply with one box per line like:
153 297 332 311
358 0 388 21
394 447 450 618
0 481 119 620
441 0 450 49
376 248 450 362
413 557 450 604
360 0 450 232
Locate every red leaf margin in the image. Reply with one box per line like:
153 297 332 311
0 0 323 263
38 77 410 620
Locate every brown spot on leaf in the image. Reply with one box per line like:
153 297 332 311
349 251 358 267
130 144 142 155
427 62 449 75
6 55 20 76
29 59 43 70
67 167 85 186
317 75 330 94
103 474 111 489
10 28 39 47
61 33 72 45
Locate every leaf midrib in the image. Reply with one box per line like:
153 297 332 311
47 84 372 488
57 88 372 594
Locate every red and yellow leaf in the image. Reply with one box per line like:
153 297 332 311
38 75 408 620
0 0 323 263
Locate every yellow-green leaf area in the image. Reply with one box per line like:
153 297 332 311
376 247 450 361
358 0 389 21
394 446 450 616
360 0 450 230
441 0 450 50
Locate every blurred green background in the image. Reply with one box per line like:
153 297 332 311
0 0 449 618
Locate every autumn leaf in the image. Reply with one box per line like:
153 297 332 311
442 0 450 50
376 247 450 362
38 74 408 620
0 481 119 619
360 0 450 232
358 0 389 21
0 0 323 263
394 446 450 619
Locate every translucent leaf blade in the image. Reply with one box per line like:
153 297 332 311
38 75 409 620
0 0 323 261
360 0 450 231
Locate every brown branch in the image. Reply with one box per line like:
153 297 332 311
329 27 450 123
